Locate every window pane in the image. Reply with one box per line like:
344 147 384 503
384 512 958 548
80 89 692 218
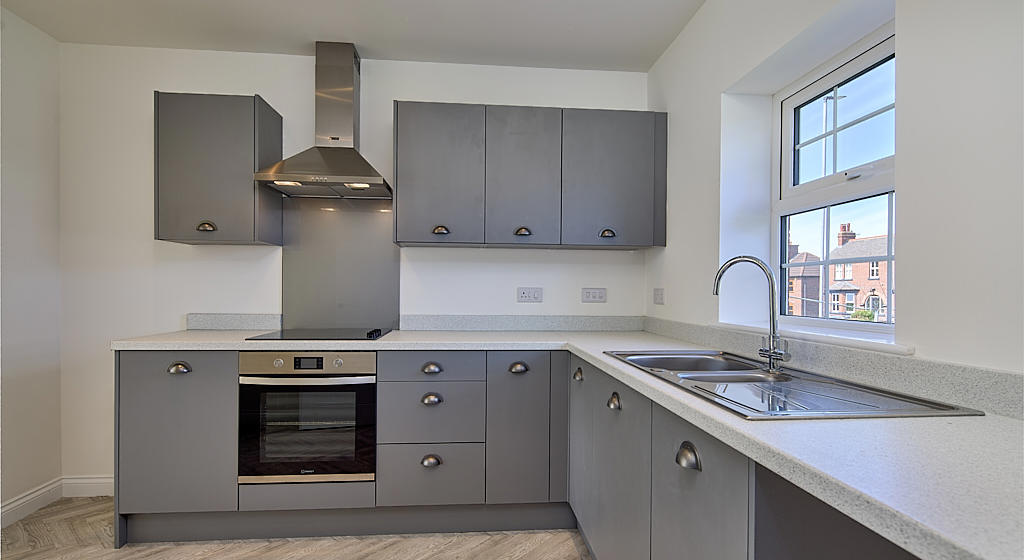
827 260 890 323
797 92 834 143
785 207 824 264
784 265 823 318
837 58 895 127
828 194 889 258
836 108 894 172
795 136 834 184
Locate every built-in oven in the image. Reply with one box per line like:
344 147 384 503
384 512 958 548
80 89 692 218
238 352 376 483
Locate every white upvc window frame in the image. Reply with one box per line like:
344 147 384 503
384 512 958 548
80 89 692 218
771 24 896 338
869 260 880 279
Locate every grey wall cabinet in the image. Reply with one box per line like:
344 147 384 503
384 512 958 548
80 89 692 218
486 351 551 504
651 405 751 560
155 92 283 245
484 106 562 245
569 359 652 559
561 109 666 247
394 101 486 244
117 351 238 514
395 102 666 248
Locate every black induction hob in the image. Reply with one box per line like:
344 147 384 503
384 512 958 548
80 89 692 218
246 328 391 341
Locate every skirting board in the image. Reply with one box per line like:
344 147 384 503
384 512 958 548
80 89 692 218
1 476 114 527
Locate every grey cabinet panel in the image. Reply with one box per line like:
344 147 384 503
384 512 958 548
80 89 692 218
561 109 656 246
653 113 667 247
485 105 562 244
651 405 750 560
377 381 486 443
567 356 595 531
395 102 485 243
117 351 238 514
754 465 919 560
239 482 375 511
376 443 486 506
585 366 652 560
155 92 282 245
486 351 551 504
377 351 486 382
548 351 570 502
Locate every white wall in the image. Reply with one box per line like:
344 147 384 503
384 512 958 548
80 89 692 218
58 44 308 478
56 48 648 479
359 59 649 317
894 0 1023 371
646 0 1023 372
0 9 63 505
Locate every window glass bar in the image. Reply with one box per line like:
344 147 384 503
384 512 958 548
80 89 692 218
794 103 895 150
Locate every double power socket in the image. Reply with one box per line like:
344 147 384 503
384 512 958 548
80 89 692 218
516 287 607 304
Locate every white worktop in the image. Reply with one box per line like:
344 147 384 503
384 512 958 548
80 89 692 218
111 329 1024 560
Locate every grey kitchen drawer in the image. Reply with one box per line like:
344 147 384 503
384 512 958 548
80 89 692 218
377 351 486 382
377 381 486 443
238 482 375 512
376 443 485 506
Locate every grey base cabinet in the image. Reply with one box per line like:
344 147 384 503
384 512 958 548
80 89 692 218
376 443 485 506
117 351 238 514
568 358 651 560
486 351 551 504
651 405 751 560
155 92 282 245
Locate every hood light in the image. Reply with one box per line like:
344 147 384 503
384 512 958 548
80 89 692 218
321 207 337 212
273 180 302 187
344 182 371 190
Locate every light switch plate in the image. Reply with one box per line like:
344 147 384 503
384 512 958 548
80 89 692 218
653 288 665 305
581 288 607 303
517 287 543 303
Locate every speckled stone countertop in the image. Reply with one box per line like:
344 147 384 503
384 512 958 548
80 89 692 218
111 329 1024 560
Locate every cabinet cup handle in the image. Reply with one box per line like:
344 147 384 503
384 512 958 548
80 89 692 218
196 221 218 232
166 361 192 375
432 225 450 235
599 228 616 238
421 454 443 468
606 392 621 410
572 368 584 382
421 362 443 375
421 392 444 406
675 441 702 471
508 361 529 374
514 227 533 236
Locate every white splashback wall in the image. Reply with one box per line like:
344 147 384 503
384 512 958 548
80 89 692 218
56 47 648 479
358 59 649 317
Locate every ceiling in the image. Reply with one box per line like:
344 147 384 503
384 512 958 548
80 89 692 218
1 0 704 71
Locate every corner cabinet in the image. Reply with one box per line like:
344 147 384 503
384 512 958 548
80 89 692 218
155 92 283 245
569 357 652 559
394 101 666 248
562 109 667 247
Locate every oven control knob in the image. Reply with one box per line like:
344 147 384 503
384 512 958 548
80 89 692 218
273 358 284 368
333 358 344 368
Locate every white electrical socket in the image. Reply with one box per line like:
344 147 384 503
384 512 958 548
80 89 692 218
653 288 665 305
581 288 607 303
517 287 543 303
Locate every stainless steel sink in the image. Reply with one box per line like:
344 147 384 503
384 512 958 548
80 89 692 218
606 351 984 420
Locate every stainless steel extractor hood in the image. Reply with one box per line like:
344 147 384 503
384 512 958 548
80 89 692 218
255 42 391 199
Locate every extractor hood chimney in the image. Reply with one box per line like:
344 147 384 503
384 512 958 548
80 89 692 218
255 42 391 199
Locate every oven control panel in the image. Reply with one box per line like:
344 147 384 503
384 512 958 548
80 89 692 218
239 352 376 375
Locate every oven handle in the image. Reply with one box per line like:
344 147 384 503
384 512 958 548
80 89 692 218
238 375 377 386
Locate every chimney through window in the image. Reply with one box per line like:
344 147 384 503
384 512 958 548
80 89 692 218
838 223 857 246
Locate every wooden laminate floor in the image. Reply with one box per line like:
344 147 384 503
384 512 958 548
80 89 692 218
1 498 592 559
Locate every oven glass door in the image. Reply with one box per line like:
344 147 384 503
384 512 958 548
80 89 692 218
239 376 376 479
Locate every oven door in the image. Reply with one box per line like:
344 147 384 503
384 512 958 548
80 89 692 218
238 376 376 482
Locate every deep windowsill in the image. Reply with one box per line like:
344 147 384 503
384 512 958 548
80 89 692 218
716 319 913 356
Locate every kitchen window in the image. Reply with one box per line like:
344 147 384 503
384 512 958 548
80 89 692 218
773 30 895 332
